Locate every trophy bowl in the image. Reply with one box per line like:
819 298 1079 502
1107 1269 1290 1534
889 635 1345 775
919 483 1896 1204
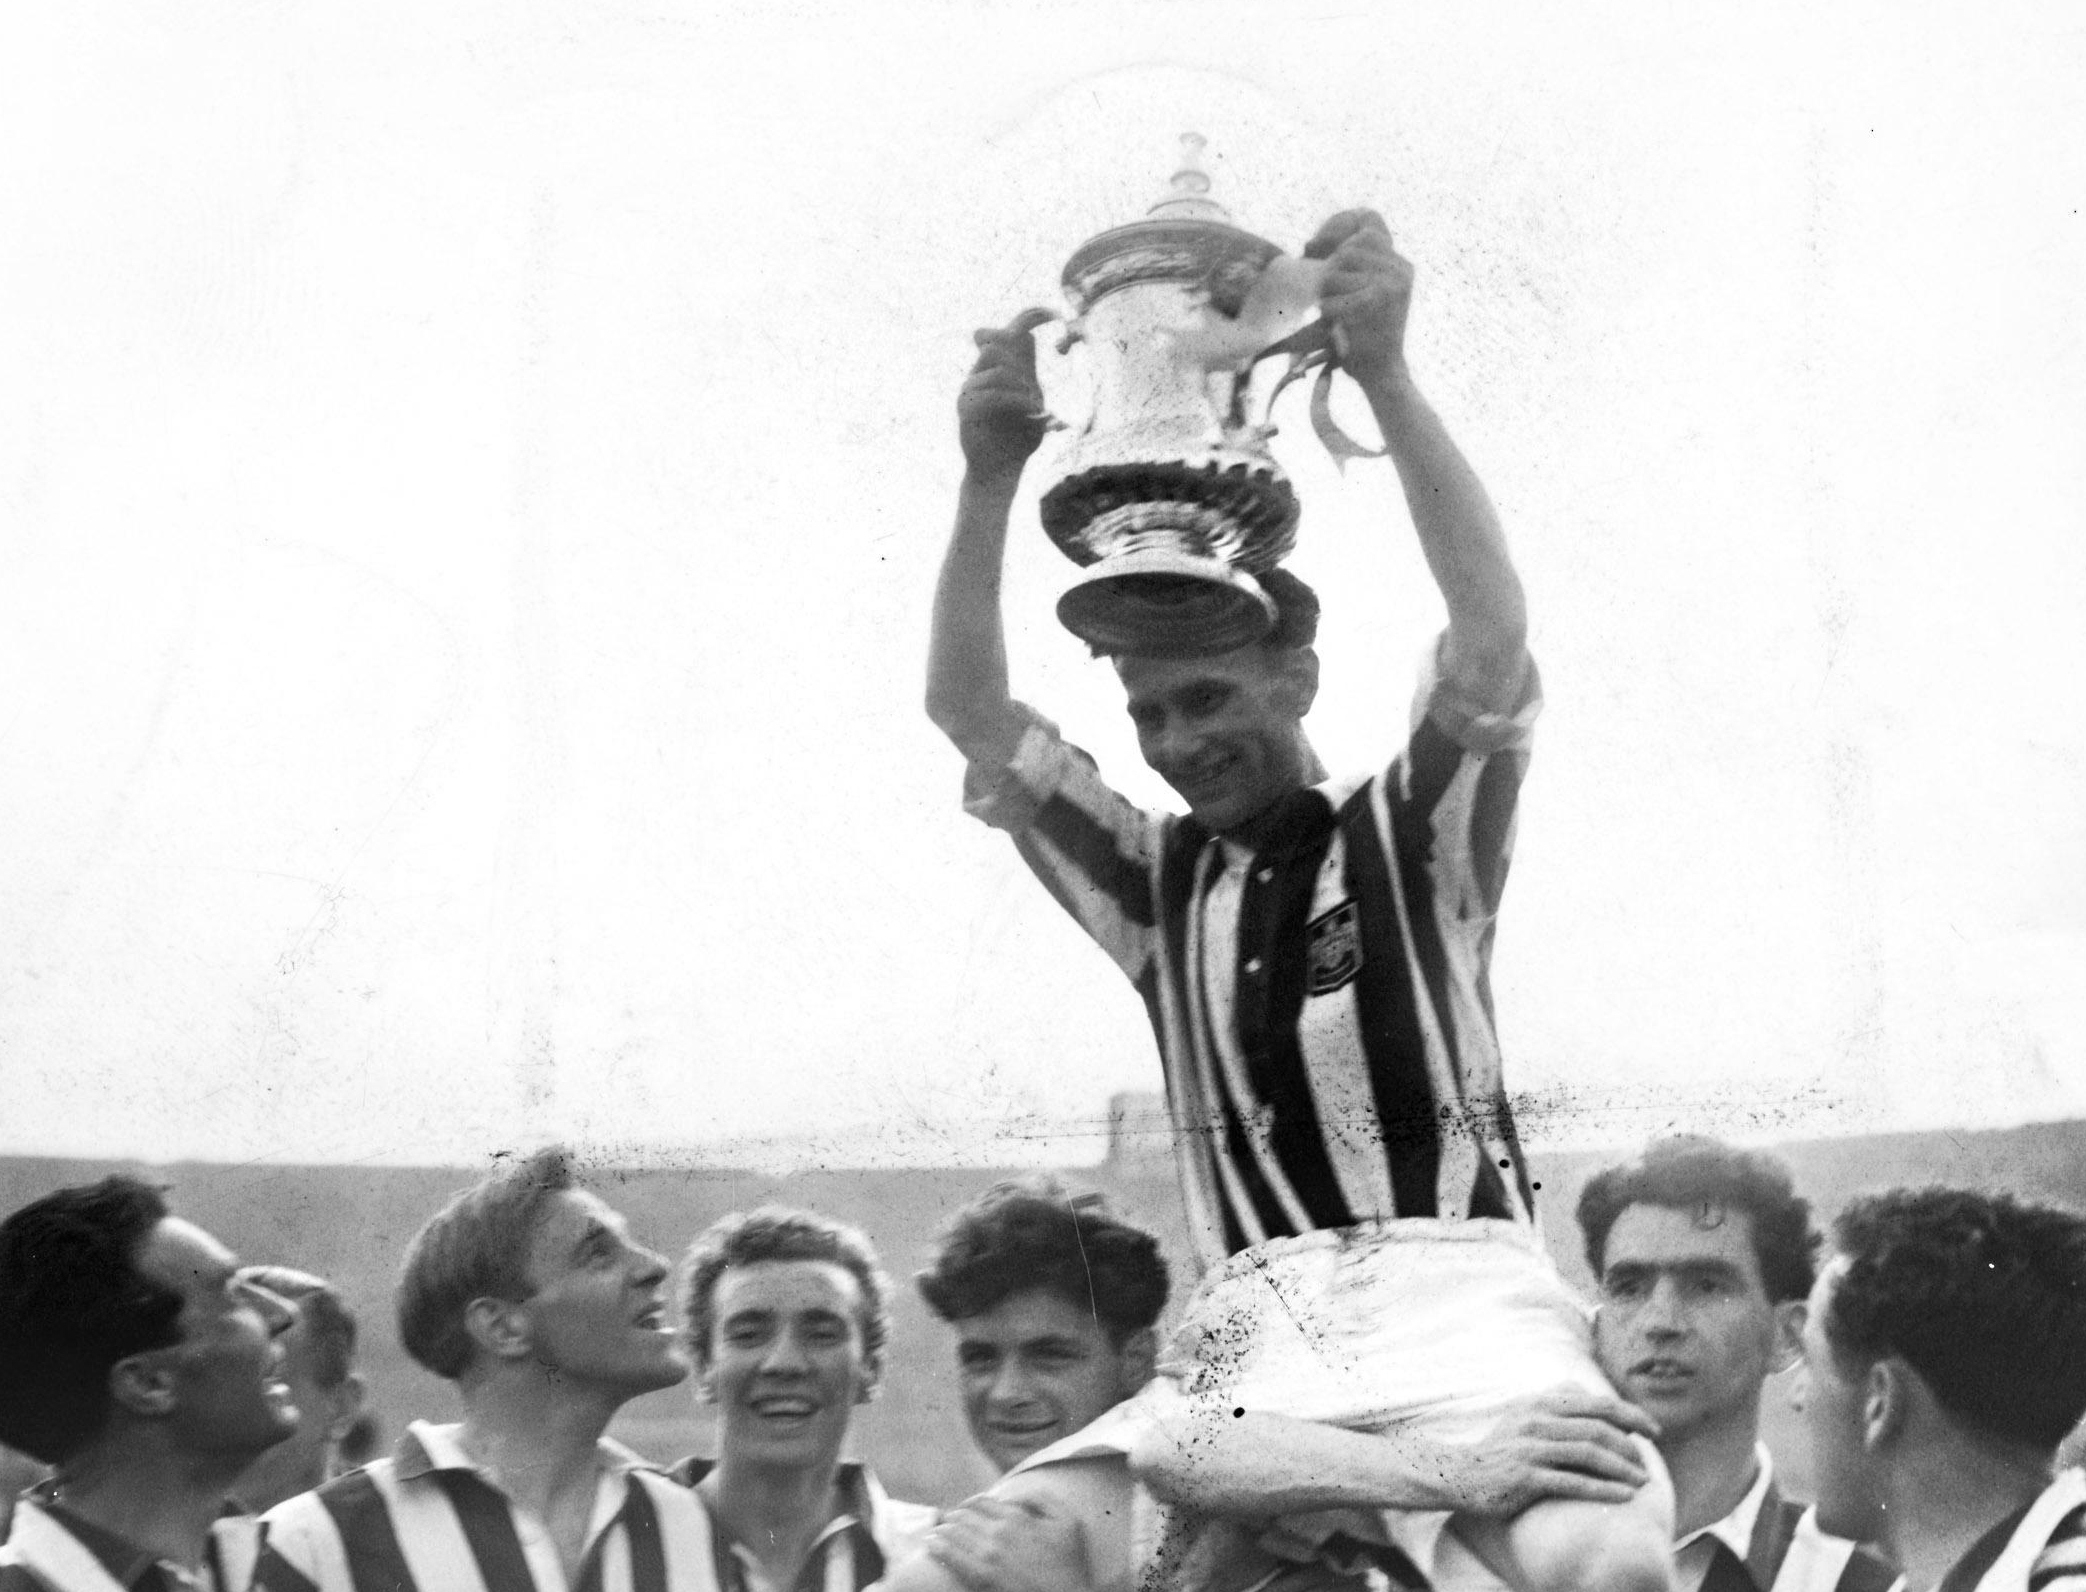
1036 136 1322 657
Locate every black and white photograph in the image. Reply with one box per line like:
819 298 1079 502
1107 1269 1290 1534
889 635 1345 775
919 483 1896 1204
2 6 2083 1592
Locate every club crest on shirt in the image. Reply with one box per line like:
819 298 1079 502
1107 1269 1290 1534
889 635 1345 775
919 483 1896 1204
1305 900 1362 995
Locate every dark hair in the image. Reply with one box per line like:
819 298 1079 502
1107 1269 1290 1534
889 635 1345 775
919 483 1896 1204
1822 1187 2086 1453
0 1177 184 1463
916 1178 1168 1343
1577 1136 1819 1303
244 1267 357 1389
396 1147 575 1380
1258 568 1320 651
679 1207 890 1374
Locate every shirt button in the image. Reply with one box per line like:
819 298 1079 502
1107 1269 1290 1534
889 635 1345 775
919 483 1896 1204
1245 957 1264 976
1255 867 1274 884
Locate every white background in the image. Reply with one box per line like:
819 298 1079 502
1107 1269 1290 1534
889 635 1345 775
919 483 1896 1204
2 1 2081 1170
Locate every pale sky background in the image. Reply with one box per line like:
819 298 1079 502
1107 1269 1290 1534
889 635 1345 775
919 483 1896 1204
1 2 2081 1172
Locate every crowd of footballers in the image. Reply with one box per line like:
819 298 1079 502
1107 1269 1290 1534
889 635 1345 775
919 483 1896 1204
0 1141 2082 1592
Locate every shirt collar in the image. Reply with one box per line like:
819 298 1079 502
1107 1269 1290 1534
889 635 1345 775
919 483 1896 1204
27 1487 233 1592
1676 1444 1777 1561
674 1458 879 1531
1185 784 1337 863
392 1419 655 1486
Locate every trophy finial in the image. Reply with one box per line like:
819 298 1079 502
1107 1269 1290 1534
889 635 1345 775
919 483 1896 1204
1147 132 1230 223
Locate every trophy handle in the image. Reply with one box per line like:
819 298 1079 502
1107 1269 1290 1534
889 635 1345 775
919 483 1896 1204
1028 312 1075 432
1250 319 1387 469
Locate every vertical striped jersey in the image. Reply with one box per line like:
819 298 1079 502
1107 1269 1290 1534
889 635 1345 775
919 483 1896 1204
1937 1469 2086 1592
964 642 1539 1267
0 1495 264 1592
664 1458 935 1592
1675 1450 1900 1592
254 1423 713 1592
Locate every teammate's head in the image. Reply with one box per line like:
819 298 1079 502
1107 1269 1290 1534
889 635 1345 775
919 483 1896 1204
0 1177 296 1469
679 1207 888 1473
396 1147 684 1397
918 1178 1168 1472
1796 1187 2086 1543
233 1266 366 1511
1107 570 1322 833
1580 1138 1816 1444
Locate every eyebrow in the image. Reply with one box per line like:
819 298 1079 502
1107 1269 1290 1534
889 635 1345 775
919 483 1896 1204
1604 1258 1749 1283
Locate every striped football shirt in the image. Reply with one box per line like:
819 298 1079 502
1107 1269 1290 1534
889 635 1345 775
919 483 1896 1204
1937 1470 2086 1592
964 641 1538 1266
665 1458 935 1592
1678 1452 1900 1592
254 1422 713 1592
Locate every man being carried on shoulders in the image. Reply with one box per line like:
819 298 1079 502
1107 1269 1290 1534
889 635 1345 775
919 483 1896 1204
1580 1138 1899 1592
893 1180 1663 1592
927 209 1671 1592
1793 1188 2086 1592
255 1147 710 1592
670 1207 935 1592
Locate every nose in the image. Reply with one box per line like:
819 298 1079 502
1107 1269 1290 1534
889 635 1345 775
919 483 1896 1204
1639 1279 1688 1338
1144 713 1201 774
630 1244 669 1290
242 1278 297 1337
759 1325 811 1376
986 1358 1038 1413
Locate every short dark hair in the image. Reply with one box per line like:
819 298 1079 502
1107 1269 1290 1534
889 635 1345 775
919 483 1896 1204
679 1207 890 1374
1822 1187 2086 1453
1577 1136 1819 1303
916 1178 1168 1343
396 1147 575 1380
1258 568 1320 651
244 1266 357 1389
0 1177 184 1463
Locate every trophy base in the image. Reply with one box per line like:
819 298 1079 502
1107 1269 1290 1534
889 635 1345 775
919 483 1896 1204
1056 549 1276 658
1040 460 1298 571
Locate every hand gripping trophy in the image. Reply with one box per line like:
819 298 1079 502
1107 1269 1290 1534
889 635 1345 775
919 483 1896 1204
1036 133 1381 657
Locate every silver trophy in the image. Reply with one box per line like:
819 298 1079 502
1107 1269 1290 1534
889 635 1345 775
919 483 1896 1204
1036 135 1376 656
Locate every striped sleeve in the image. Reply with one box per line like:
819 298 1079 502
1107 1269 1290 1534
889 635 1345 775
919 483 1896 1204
2030 1504 2086 1592
962 704 1163 982
1401 641 1541 927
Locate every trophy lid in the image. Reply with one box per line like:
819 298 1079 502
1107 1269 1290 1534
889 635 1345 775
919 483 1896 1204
1060 133 1281 317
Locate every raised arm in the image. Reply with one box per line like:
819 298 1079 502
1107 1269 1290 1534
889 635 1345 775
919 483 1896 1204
1306 211 1531 715
925 308 1057 769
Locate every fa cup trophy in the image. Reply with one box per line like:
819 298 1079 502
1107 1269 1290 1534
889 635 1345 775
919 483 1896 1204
1036 134 1379 657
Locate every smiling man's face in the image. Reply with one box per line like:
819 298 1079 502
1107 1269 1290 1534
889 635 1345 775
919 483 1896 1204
1593 1202 1799 1444
1114 645 1315 834
705 1260 875 1472
134 1218 300 1462
954 1287 1147 1473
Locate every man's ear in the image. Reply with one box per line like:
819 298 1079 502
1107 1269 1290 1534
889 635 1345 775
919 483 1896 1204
1119 1327 1158 1395
326 1372 369 1444
1863 1358 1909 1452
1274 647 1321 719
1770 1300 1806 1374
464 1297 533 1364
109 1353 178 1419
